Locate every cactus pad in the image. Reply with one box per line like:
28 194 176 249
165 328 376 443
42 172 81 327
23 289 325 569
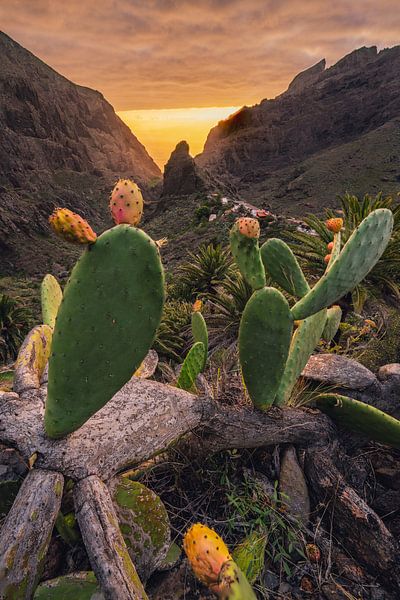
291 209 393 320
316 394 400 449
33 572 101 599
109 477 171 581
176 341 206 392
230 219 266 290
260 238 309 298
49 208 97 244
191 311 208 372
322 305 342 342
183 523 231 591
232 530 267 584
45 225 164 438
14 324 52 392
110 179 143 226
239 287 293 409
218 560 257 600
275 309 327 406
41 274 63 329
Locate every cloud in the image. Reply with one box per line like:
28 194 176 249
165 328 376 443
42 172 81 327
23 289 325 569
1 0 400 109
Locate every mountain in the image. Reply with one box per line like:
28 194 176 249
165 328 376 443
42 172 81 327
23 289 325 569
196 46 400 215
0 32 161 275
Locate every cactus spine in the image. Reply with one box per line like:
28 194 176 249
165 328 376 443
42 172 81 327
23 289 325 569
41 274 62 329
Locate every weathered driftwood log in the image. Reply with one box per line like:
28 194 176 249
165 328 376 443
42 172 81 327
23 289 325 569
305 444 400 592
0 383 335 482
0 469 63 598
74 476 148 600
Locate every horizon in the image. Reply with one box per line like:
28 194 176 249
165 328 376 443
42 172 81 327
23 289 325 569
2 1 400 167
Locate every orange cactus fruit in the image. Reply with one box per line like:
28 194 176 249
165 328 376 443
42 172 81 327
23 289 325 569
49 208 97 244
237 217 260 239
327 241 334 251
306 543 321 563
326 218 343 233
324 254 332 264
183 523 231 589
109 178 143 225
192 299 203 312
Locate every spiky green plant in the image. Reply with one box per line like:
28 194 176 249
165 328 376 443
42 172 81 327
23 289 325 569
176 243 233 299
286 193 400 311
154 300 192 361
0 294 30 363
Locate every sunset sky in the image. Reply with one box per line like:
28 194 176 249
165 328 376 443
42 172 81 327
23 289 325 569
2 1 400 167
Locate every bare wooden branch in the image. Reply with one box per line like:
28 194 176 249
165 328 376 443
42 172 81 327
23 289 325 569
0 381 334 481
305 445 400 592
74 475 148 600
0 469 63 599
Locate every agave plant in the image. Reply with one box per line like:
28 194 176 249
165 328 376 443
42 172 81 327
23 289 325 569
153 299 193 361
286 193 400 311
176 243 234 300
0 294 30 363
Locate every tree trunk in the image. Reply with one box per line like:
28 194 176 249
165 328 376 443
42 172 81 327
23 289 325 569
74 475 148 600
0 469 63 600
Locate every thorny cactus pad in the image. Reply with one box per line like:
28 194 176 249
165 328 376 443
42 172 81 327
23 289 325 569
109 477 171 581
232 530 267 584
291 209 393 320
41 274 62 329
33 572 101 599
260 238 310 298
176 341 206 392
230 218 266 290
239 287 293 409
45 224 164 438
49 208 97 244
109 179 143 226
316 394 400 449
322 305 342 342
191 309 208 372
218 560 257 600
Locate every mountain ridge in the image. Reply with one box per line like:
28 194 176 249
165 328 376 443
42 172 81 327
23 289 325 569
0 31 161 274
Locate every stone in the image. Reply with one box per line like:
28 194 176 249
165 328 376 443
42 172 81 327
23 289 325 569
279 445 310 526
378 363 400 381
302 354 377 389
162 140 205 197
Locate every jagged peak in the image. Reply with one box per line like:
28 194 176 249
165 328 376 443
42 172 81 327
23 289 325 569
287 58 326 95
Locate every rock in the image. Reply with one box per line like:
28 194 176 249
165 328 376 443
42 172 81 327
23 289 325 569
0 32 161 276
197 45 400 216
302 354 377 389
162 141 205 197
279 445 310 526
378 363 400 381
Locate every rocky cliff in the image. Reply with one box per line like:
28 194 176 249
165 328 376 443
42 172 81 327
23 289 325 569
162 141 205 197
197 46 400 215
0 32 161 274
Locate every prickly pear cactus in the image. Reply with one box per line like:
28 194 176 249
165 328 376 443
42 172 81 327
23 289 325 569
322 305 342 342
316 394 400 449
230 218 266 290
109 477 171 581
33 572 102 599
14 324 52 392
260 238 309 298
218 560 257 600
239 287 293 409
183 523 232 591
45 224 164 438
274 309 327 406
176 341 206 392
191 309 208 372
291 209 393 320
109 179 143 225
41 274 63 329
49 208 97 244
232 530 267 584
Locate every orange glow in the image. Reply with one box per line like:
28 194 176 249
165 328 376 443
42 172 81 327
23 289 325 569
118 106 241 170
